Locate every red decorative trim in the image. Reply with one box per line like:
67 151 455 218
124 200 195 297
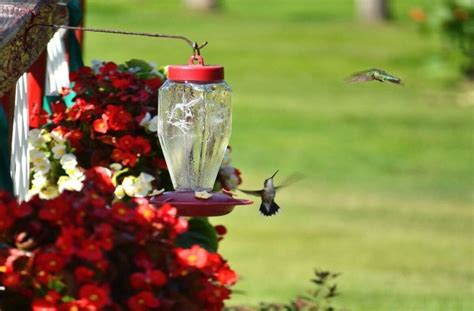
27 51 47 129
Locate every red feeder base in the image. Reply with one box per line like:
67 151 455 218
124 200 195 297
149 191 253 217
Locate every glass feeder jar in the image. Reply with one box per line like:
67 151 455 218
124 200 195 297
158 55 232 192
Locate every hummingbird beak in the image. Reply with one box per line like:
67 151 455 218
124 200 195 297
271 170 279 179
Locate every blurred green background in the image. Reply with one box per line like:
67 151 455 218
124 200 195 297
85 1 473 310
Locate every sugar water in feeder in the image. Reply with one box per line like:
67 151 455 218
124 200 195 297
152 55 251 216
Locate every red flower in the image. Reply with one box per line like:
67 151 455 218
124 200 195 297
112 78 131 89
117 135 135 151
176 245 208 269
104 105 132 131
77 240 103 262
111 149 138 167
2 271 21 288
136 202 157 225
127 291 160 311
67 98 94 121
99 62 118 74
215 264 238 286
198 282 231 306
35 270 53 285
44 290 62 304
0 215 13 231
85 167 115 195
51 101 66 124
144 77 162 89
112 201 134 223
75 266 95 283
13 202 33 218
129 136 151 155
93 118 109 134
55 226 82 256
35 252 65 273
39 197 69 223
64 129 84 150
130 270 167 289
32 299 58 311
78 284 110 309
130 273 147 289
149 270 167 287
0 200 14 231
155 204 177 223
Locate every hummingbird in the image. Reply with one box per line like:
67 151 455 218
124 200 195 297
239 170 303 216
239 170 281 216
345 68 403 85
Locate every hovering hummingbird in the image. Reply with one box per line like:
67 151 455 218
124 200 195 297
239 170 281 216
239 170 302 216
345 68 403 85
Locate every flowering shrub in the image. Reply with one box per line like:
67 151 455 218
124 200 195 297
28 59 242 199
0 168 237 310
410 0 474 77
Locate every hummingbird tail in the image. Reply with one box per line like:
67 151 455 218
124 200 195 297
260 201 280 216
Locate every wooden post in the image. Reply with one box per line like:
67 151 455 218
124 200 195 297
184 0 219 11
356 0 390 22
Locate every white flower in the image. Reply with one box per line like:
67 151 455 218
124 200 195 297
28 129 43 147
50 130 66 143
138 172 155 183
41 131 52 143
52 144 67 159
35 158 51 174
60 154 78 170
147 115 159 132
134 173 155 197
121 175 137 197
119 173 155 198
30 149 46 165
109 163 123 171
66 168 85 182
58 175 84 193
114 185 125 199
31 173 48 190
39 185 60 200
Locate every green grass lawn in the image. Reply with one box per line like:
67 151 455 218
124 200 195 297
85 1 473 310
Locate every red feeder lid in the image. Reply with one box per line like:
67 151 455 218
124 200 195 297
168 55 224 83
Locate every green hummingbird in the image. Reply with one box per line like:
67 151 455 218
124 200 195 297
345 68 403 85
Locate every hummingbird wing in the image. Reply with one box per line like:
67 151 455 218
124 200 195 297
275 172 304 190
260 200 280 216
238 189 264 197
344 70 375 84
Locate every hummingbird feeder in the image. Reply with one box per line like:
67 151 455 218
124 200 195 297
149 51 252 216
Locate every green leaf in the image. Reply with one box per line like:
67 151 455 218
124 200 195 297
47 278 66 291
125 59 153 72
176 217 218 252
62 296 75 303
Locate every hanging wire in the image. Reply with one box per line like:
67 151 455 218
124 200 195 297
26 23 208 55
